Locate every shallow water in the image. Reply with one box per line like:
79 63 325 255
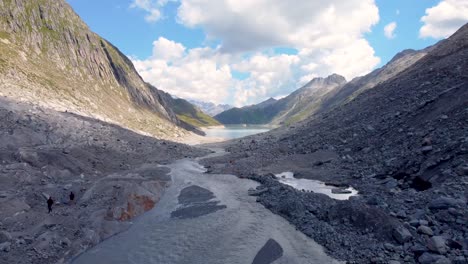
203 125 274 139
72 151 341 264
276 172 358 200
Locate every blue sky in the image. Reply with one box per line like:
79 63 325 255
67 0 468 106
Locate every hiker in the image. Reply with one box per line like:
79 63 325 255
69 191 75 202
47 196 54 213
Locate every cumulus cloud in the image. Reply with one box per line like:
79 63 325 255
384 22 397 39
132 38 233 104
420 0 468 38
151 37 185 60
232 54 300 105
131 0 173 22
177 0 379 52
133 1 382 106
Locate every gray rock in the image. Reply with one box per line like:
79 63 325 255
419 220 429 226
0 231 12 243
456 165 468 176
421 146 433 154
418 226 434 236
248 188 269 196
453 256 467 264
0 242 11 252
418 253 449 264
429 197 462 210
427 236 448 254
393 226 412 244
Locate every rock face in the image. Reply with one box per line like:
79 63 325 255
0 0 201 139
202 23 468 263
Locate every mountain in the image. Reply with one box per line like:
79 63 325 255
214 97 281 124
0 0 197 139
187 99 233 116
165 95 221 127
317 47 432 115
214 74 346 125
202 23 468 263
271 74 347 124
215 46 430 126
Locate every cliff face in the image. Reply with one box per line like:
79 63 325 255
0 0 190 139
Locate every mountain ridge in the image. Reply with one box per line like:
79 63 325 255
0 0 206 139
214 74 347 125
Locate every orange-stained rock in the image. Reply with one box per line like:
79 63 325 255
118 195 157 221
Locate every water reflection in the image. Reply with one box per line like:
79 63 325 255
276 172 358 200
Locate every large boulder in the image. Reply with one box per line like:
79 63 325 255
428 197 464 210
393 226 412 244
0 231 12 243
427 236 448 254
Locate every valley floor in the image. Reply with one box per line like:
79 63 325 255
0 95 466 264
0 98 208 264
200 122 468 263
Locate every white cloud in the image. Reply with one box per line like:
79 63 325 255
132 39 233 104
384 22 397 39
232 54 300 105
133 1 382 106
131 0 173 22
151 37 185 60
420 0 468 39
177 0 379 52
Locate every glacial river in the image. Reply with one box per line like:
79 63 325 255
72 150 340 264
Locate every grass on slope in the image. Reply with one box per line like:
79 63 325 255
172 98 221 127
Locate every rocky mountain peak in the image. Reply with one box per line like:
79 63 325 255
304 74 347 89
0 0 203 138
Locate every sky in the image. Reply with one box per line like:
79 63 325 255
67 0 468 107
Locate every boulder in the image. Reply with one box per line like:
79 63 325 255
418 253 449 264
393 226 412 244
427 236 448 254
418 226 434 236
0 231 12 243
0 242 11 252
429 197 462 210
421 146 433 154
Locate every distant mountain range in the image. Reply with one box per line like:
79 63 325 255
188 99 233 116
214 48 429 125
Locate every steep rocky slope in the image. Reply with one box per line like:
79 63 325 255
165 95 222 128
0 0 198 139
0 98 208 264
215 74 346 125
318 48 430 115
271 74 346 125
203 23 468 263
